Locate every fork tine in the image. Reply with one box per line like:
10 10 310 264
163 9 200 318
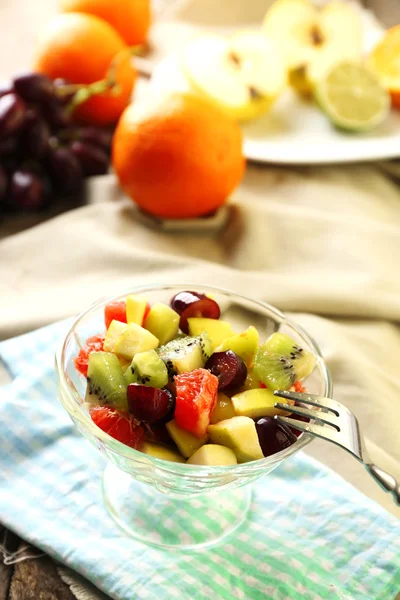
276 416 342 444
274 403 340 431
273 390 340 416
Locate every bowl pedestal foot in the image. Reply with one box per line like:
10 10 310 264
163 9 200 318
102 462 252 549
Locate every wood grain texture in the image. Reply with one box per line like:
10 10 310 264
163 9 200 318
0 527 19 600
0 526 76 600
0 555 12 600
8 547 76 600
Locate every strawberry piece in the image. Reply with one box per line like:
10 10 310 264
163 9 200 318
175 368 218 438
73 334 105 377
90 406 144 449
260 382 266 389
104 300 127 329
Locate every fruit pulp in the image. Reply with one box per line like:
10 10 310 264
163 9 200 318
74 290 317 465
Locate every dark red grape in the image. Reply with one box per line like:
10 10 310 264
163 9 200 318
205 350 247 390
47 145 83 194
0 82 13 99
10 169 46 211
41 96 72 130
0 136 18 156
288 403 310 437
21 110 50 158
13 73 54 105
127 385 175 425
171 291 206 314
0 166 7 201
0 93 26 139
70 140 109 176
78 127 113 151
144 422 172 445
255 417 297 457
171 291 221 333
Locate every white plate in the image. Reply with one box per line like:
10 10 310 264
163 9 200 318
147 7 400 165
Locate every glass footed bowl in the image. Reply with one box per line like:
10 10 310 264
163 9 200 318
56 284 332 550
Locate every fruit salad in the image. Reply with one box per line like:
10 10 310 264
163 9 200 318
74 291 316 466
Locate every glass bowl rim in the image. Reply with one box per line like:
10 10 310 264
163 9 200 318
55 283 333 475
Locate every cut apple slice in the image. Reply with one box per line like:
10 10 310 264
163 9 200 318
187 318 233 350
262 0 363 92
126 295 148 325
183 32 286 121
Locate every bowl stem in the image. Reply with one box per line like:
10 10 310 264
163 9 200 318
102 463 252 549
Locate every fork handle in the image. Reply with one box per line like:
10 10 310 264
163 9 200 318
366 464 400 505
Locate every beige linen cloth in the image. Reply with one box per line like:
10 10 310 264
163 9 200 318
1 163 400 524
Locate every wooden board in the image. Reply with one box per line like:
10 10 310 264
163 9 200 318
0 526 76 600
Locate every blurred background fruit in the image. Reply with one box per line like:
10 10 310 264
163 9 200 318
60 0 151 46
183 32 287 121
314 61 390 132
262 0 363 95
369 25 400 110
0 71 112 216
112 93 245 219
35 13 136 126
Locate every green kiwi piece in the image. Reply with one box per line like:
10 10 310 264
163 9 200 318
253 333 316 391
157 333 212 380
86 351 128 411
125 349 168 388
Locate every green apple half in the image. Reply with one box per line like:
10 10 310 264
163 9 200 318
262 0 363 94
183 31 287 121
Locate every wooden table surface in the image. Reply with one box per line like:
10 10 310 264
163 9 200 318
0 527 75 600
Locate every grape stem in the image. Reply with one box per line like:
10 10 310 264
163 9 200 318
57 45 143 113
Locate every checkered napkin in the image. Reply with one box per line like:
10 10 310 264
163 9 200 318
0 321 400 600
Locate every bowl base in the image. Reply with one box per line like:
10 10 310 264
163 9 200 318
102 463 252 549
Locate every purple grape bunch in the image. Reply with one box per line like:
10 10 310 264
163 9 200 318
0 73 111 215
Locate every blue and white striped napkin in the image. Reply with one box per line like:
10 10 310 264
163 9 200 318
0 321 399 600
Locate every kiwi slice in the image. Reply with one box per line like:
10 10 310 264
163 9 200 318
157 333 212 379
86 351 128 411
253 333 316 391
125 349 168 388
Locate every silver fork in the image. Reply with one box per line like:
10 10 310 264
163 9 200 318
273 390 400 506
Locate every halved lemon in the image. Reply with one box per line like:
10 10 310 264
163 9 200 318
314 61 390 132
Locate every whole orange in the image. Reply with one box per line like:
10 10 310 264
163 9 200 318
35 13 136 126
369 25 400 110
60 0 151 46
112 94 245 219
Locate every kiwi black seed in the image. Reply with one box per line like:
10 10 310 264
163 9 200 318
127 350 169 389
